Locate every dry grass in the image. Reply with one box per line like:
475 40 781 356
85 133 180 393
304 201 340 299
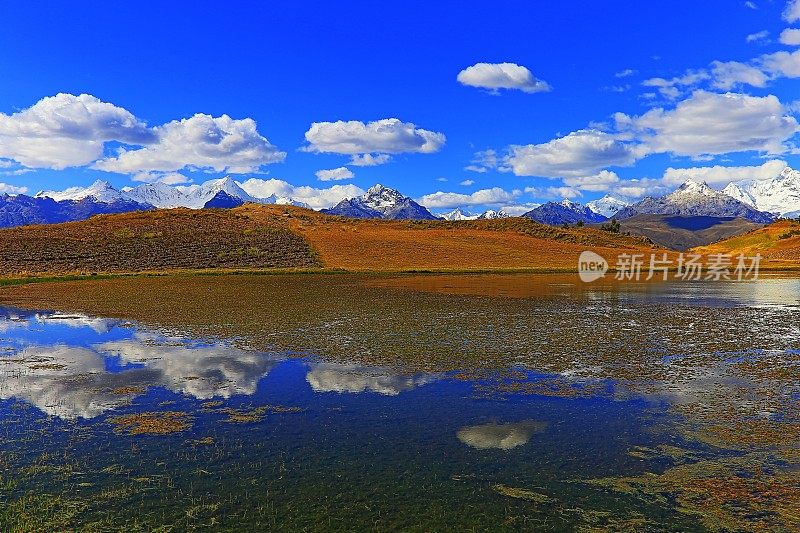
109 411 192 435
692 219 800 266
0 204 664 276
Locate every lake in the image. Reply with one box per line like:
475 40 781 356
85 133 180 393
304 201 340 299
0 273 798 531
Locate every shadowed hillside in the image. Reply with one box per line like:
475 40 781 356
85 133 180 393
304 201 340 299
0 204 660 276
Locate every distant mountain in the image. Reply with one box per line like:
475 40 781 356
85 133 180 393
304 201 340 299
586 194 632 218
477 209 511 220
723 166 800 219
0 194 152 228
36 180 130 204
438 208 511 221
38 176 306 211
523 199 608 225
323 184 437 220
616 180 775 224
440 207 478 221
203 190 245 209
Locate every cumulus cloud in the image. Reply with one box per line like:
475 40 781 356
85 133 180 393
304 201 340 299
615 69 637 78
303 119 445 161
0 93 155 169
0 182 28 194
460 179 475 186
457 421 547 450
660 160 787 185
315 167 354 181
504 129 638 178
779 28 800 45
132 171 191 185
785 0 800 22
710 61 769 89
760 49 800 78
642 70 710 99
95 114 285 174
456 62 551 94
417 187 521 208
562 170 620 191
239 178 363 209
615 91 798 157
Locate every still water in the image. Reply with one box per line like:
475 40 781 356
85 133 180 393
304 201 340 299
0 274 798 531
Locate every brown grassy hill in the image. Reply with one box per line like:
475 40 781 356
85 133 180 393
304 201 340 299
0 204 661 276
0 207 321 275
691 219 800 267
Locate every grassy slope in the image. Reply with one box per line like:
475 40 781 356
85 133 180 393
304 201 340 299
692 220 800 266
0 203 660 277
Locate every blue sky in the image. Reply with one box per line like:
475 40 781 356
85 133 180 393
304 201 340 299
2 0 800 213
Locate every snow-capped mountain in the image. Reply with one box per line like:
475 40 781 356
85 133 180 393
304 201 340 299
477 209 511 219
616 179 775 223
523 199 608 225
586 194 632 218
323 184 437 220
36 180 130 204
440 208 478 220
722 166 800 219
438 208 512 220
0 193 152 229
38 177 306 210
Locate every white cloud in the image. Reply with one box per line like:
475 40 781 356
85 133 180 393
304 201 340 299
615 69 637 78
504 129 638 178
562 170 620 191
348 153 391 166
500 203 541 216
239 178 363 210
315 167 354 181
459 179 475 186
746 30 769 43
303 119 445 159
642 70 710 99
417 187 521 208
785 0 800 22
0 93 155 169
780 28 800 45
612 178 670 199
457 62 551 94
745 1 758 9
759 49 800 78
465 149 503 173
0 182 28 194
95 113 285 174
615 91 798 157
660 160 787 185
710 61 769 89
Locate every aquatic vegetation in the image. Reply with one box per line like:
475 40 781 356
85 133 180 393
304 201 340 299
109 411 192 435
492 484 555 503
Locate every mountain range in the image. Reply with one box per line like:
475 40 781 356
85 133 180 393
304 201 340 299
523 200 609 225
722 166 800 219
438 207 511 220
322 184 437 220
614 180 775 224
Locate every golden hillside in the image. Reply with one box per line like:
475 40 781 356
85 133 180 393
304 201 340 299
0 204 660 276
692 219 800 267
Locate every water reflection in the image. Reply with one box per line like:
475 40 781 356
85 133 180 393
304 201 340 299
305 362 437 395
457 421 548 450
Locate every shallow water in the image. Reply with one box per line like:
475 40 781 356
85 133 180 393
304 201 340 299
0 274 798 530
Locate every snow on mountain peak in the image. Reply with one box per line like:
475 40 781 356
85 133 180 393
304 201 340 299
723 166 800 218
672 179 714 196
586 194 631 218
37 179 128 203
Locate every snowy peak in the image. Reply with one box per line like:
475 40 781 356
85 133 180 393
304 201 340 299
616 179 775 223
440 207 478 220
587 195 631 218
323 184 437 220
37 180 129 203
669 179 715 198
477 209 510 220
723 166 800 218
